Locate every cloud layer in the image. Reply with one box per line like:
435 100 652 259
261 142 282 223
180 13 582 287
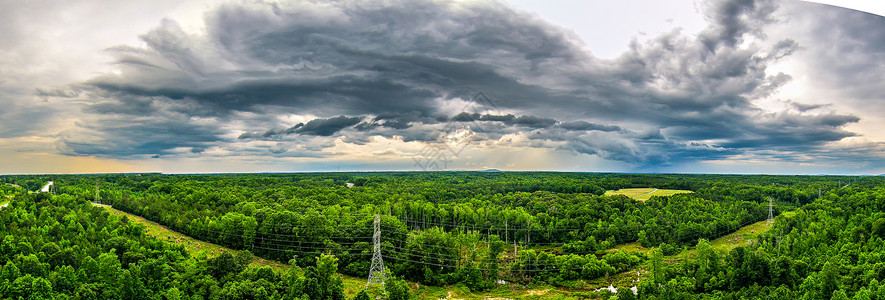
20 0 880 171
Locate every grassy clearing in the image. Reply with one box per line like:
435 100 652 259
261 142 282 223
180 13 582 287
88 202 794 299
93 203 593 299
597 211 797 293
606 242 653 255
93 204 370 297
96 204 234 258
408 283 601 299
605 188 692 201
612 211 797 258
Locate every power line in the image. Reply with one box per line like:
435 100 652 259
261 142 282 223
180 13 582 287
90 194 788 282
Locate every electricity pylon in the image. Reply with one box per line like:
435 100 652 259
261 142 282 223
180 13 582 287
95 181 100 204
767 197 774 225
366 214 386 292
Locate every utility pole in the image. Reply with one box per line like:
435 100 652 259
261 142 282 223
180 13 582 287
366 214 386 292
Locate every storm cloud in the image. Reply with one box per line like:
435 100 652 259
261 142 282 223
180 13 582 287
41 0 878 169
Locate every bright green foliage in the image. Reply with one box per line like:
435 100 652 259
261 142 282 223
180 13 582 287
634 179 885 299
352 289 371 300
304 254 346 300
385 276 412 300
207 251 251 280
0 172 874 298
0 193 346 300
24 172 826 286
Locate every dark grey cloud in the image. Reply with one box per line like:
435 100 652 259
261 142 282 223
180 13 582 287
297 115 362 136
787 100 827 112
51 0 875 168
450 113 555 128
698 0 776 51
558 121 621 132
0 96 55 138
35 87 80 99
353 111 447 131
239 115 361 139
59 112 224 157
501 115 556 128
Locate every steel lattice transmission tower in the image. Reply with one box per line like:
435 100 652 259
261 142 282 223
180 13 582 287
767 197 774 225
95 181 100 204
366 214 387 291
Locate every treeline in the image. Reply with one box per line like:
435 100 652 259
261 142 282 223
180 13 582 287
0 173 853 290
0 193 410 300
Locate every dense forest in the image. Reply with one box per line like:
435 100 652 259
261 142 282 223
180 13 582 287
0 191 416 299
0 172 879 299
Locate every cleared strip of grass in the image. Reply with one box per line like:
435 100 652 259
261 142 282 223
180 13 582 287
96 203 240 258
92 204 370 297
93 204 598 299
92 203 603 299
690 211 796 258
408 283 599 299
605 188 692 201
89 201 797 299
611 211 797 257
602 211 797 293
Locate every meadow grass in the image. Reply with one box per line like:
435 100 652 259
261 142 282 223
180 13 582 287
604 188 692 201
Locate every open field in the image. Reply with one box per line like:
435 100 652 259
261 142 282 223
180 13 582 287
605 188 692 201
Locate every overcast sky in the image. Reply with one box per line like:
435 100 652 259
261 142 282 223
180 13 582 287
1 0 883 175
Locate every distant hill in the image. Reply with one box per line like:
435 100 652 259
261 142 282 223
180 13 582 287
481 169 502 172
